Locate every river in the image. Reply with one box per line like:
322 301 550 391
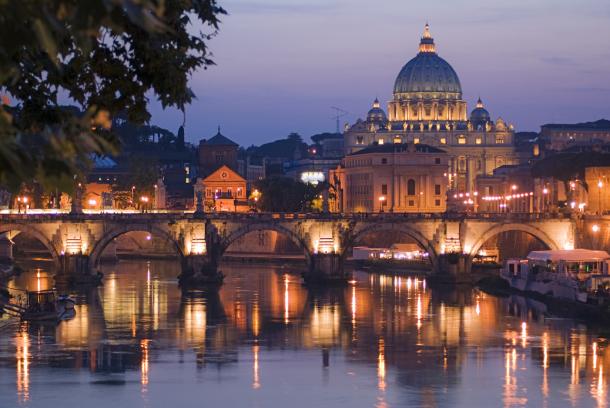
0 260 608 407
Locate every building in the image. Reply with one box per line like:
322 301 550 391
541 119 610 151
330 143 449 213
343 24 519 194
193 165 248 212
584 166 610 214
198 128 239 175
475 165 535 213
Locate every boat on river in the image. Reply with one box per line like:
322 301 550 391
501 249 610 306
1 289 76 322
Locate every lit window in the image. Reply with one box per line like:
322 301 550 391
475 137 482 145
185 166 190 175
185 177 190 183
414 138 420 144
378 138 384 145
440 138 446 144
496 136 505 144
458 136 466 145
393 137 401 144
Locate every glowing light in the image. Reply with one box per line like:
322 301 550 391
592 224 600 233
190 237 206 255
88 198 97 207
520 322 527 348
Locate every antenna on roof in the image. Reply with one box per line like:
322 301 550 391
331 107 348 133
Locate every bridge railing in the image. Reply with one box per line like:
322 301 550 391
0 211 571 223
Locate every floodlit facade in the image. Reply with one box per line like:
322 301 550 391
343 24 519 194
330 143 449 213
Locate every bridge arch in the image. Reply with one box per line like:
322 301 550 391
467 223 561 261
343 222 438 266
89 224 184 270
219 223 313 263
0 224 61 268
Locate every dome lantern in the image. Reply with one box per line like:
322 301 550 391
418 23 436 53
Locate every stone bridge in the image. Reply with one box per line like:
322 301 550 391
0 212 576 286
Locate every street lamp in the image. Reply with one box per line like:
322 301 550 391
140 195 149 213
378 195 386 212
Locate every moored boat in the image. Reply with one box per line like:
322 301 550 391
501 249 610 306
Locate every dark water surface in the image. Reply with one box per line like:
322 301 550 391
0 260 608 407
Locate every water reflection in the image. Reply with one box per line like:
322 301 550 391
0 261 608 407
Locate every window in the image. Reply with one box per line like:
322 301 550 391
215 154 224 163
414 137 420 144
381 184 388 195
206 189 212 197
185 177 190 184
477 160 482 170
435 157 441 164
475 137 482 145
408 200 415 206
227 188 232 197
381 158 388 164
458 136 466 144
496 136 505 144
356 136 364 145
407 179 416 196
435 199 441 206
435 184 441 195
378 138 384 145
440 137 447 144
393 137 402 144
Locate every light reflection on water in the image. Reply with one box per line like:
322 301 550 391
0 260 608 407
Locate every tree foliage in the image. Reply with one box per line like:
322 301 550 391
254 177 322 213
0 0 225 193
532 152 610 188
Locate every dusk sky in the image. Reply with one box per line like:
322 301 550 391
149 0 610 145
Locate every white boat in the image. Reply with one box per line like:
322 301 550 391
502 249 610 304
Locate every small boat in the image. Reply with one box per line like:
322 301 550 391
502 249 610 305
20 290 76 322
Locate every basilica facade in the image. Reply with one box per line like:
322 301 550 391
342 24 520 194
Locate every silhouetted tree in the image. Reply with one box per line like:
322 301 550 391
254 177 322 212
0 1 225 193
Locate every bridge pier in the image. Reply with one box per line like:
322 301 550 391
431 253 471 284
55 254 102 286
0 234 14 264
305 253 348 285
179 255 224 288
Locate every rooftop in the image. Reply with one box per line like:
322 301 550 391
348 143 446 156
542 119 610 131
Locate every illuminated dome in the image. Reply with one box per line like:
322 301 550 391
393 24 462 98
470 97 490 128
366 98 387 123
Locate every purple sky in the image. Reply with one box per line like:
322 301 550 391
149 0 610 145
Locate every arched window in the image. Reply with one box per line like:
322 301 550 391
407 179 416 196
